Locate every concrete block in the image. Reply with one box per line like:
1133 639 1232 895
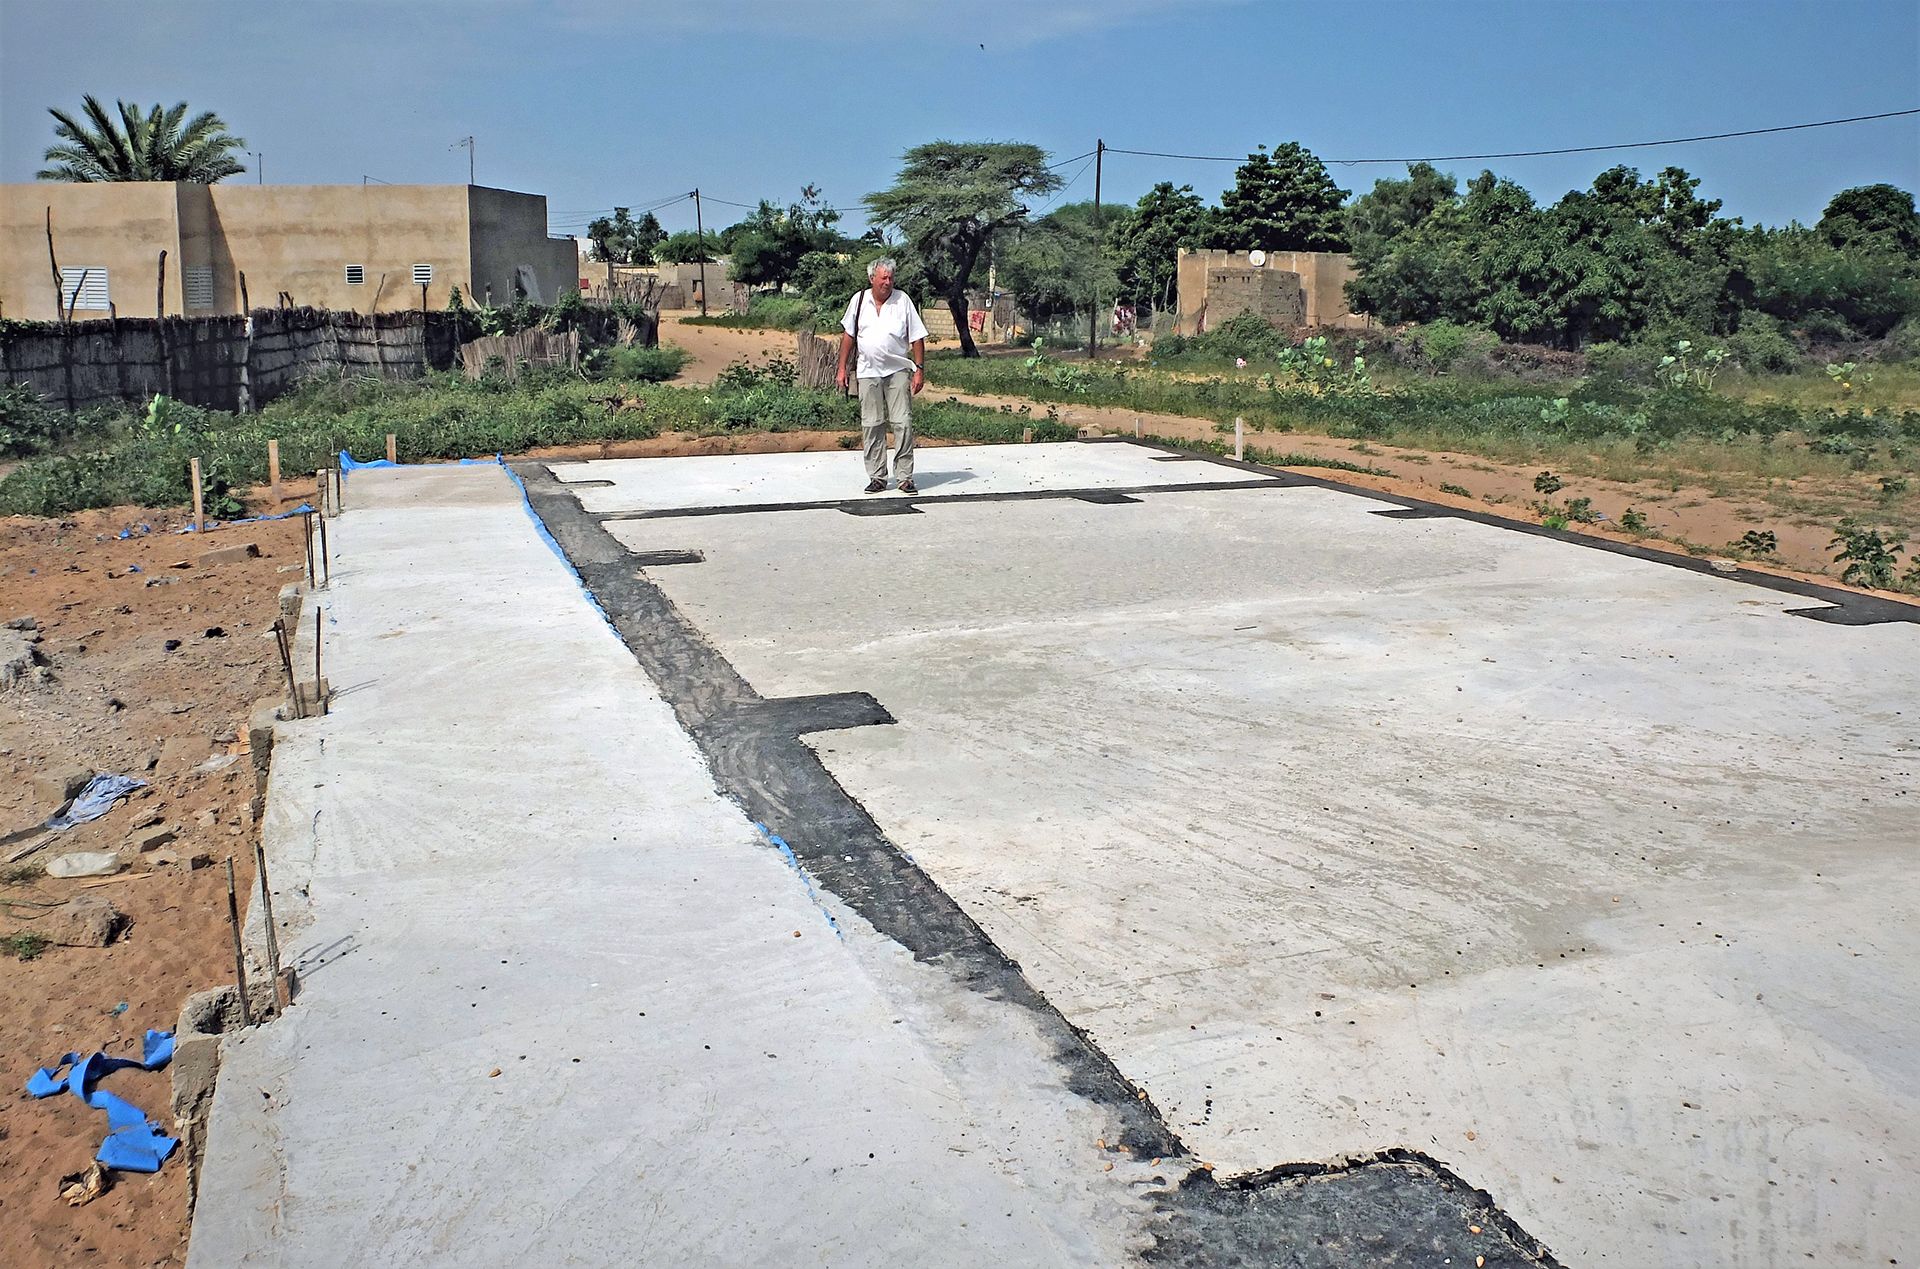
277 583 302 620
199 542 261 567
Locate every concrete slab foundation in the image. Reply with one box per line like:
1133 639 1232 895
574 442 1920 1266
190 443 1919 1266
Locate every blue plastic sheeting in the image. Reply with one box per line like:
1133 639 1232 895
338 450 501 474
27 1030 180 1172
116 523 153 540
755 824 844 940
176 503 316 534
46 773 146 831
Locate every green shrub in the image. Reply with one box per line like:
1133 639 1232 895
1408 320 1498 374
1830 519 1904 588
585 344 690 383
1727 318 1800 373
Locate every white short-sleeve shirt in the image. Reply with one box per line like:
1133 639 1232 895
841 288 929 380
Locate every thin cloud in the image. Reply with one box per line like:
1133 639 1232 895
550 0 1246 46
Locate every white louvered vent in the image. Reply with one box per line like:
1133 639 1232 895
344 264 365 285
59 267 109 311
411 263 433 286
183 266 215 309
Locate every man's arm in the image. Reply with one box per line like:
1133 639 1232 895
837 332 855 390
910 337 926 395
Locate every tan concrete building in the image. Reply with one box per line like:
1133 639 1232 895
1174 247 1369 336
1 182 578 321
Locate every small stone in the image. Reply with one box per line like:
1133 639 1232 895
198 542 260 567
195 808 218 827
203 626 227 639
163 639 182 652
1710 559 1738 574
43 895 127 947
186 852 214 870
146 849 182 870
32 764 94 809
130 825 177 852
212 729 238 745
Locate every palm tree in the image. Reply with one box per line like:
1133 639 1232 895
37 96 247 183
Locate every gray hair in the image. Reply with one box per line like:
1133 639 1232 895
866 257 897 281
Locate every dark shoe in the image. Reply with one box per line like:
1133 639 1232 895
864 478 887 494
898 480 918 495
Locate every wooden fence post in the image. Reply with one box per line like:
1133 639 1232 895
268 439 281 505
385 433 397 464
189 457 204 530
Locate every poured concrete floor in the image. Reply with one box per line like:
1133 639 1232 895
187 463 1162 1267
576 442 1920 1266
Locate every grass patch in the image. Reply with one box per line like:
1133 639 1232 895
0 368 1077 517
0 862 43 884
679 296 838 333
2 932 49 961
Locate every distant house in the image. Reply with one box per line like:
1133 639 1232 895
1174 248 1369 336
574 239 734 311
0 182 578 321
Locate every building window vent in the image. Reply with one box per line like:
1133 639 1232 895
344 264 365 285
59 267 110 312
183 266 215 310
411 263 434 286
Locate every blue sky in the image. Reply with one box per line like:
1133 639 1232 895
3 0 1915 239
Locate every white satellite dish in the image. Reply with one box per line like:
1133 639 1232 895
1247 250 1266 267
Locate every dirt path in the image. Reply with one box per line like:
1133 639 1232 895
0 508 301 1267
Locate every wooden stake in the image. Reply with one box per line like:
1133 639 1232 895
267 439 280 505
1134 416 1142 438
189 457 205 530
253 837 285 1010
300 510 314 589
225 858 254 1028
1234 416 1244 462
385 433 396 464
1022 426 1033 444
315 470 328 517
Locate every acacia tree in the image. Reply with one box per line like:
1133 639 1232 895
865 141 1062 356
1208 142 1349 252
995 201 1122 327
38 96 246 182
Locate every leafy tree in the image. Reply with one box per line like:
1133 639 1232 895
793 250 867 310
655 230 721 263
1108 181 1210 312
725 186 843 290
586 208 666 265
865 141 1062 356
995 201 1121 326
1737 225 1920 340
1208 142 1349 252
1818 184 1920 256
38 95 246 183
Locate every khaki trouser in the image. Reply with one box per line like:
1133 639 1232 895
858 370 915 483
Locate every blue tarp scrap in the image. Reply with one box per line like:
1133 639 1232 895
173 502 316 535
26 1030 179 1172
46 774 146 831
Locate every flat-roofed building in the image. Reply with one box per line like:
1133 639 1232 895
0 182 578 321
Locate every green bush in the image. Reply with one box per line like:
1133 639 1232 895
1407 320 1498 374
584 344 690 383
1727 317 1801 373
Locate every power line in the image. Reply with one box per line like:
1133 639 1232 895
1034 152 1098 213
1104 107 1920 166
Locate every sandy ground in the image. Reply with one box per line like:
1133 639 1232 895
0 509 300 1268
656 313 1898 586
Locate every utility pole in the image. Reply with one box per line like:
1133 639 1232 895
691 188 709 318
1088 138 1103 361
248 152 263 184
453 136 475 185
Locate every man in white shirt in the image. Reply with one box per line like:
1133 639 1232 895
836 258 928 494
